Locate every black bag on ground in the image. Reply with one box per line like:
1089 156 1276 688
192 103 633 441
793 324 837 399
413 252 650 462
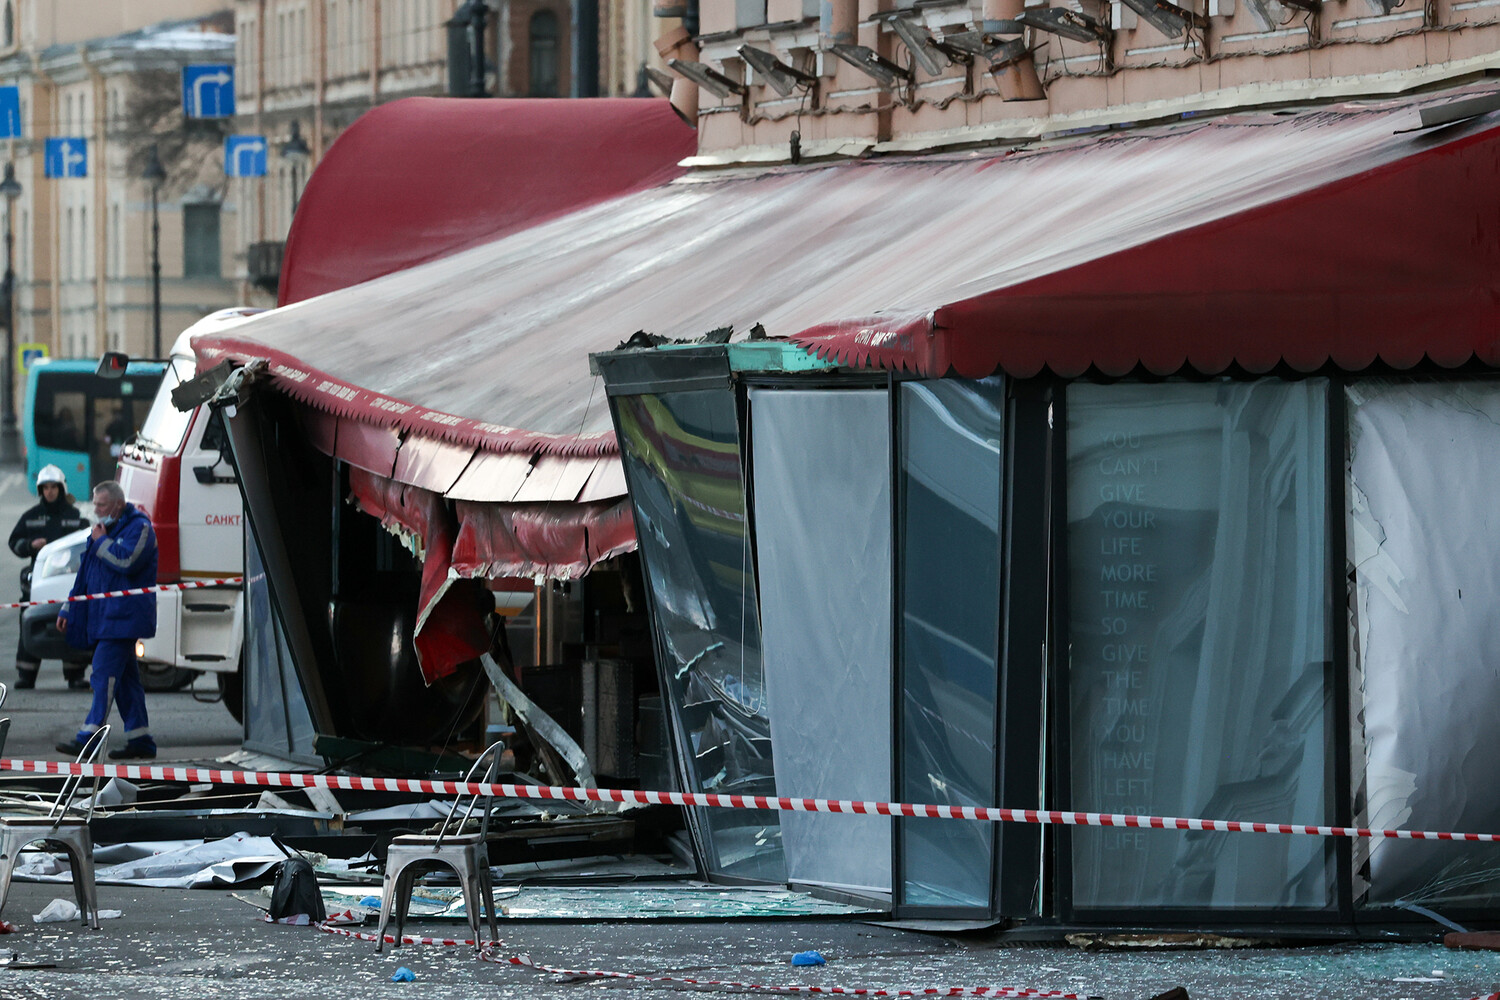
268 856 326 922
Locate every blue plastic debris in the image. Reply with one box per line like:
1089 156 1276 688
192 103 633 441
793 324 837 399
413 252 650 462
390 967 416 982
360 896 381 908
791 951 826 966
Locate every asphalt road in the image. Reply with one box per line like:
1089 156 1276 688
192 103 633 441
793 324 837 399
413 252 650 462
0 467 241 762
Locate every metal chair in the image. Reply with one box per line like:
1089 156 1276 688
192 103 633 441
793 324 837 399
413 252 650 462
376 741 504 951
0 725 109 930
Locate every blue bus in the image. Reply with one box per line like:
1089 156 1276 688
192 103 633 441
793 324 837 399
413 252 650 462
24 359 166 500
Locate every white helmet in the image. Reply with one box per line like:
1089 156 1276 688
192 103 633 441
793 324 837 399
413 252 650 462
36 465 66 490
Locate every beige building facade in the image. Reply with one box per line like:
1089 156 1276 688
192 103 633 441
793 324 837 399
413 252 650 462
232 0 668 305
668 0 1500 161
0 3 239 366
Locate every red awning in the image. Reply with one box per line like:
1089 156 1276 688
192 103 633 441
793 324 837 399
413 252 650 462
199 89 1500 620
796 104 1500 378
278 97 696 305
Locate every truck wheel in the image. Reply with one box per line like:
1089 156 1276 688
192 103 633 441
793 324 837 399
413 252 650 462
218 670 243 724
140 663 197 692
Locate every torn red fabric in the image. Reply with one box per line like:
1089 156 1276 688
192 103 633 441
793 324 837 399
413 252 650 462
346 468 489 683
452 498 637 582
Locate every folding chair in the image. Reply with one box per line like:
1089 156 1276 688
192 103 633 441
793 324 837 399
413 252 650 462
376 740 505 952
0 725 109 930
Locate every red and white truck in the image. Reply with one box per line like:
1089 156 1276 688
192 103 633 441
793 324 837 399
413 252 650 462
116 308 263 718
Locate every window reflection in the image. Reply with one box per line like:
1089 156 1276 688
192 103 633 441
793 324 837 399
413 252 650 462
615 391 784 881
899 379 1004 909
1067 380 1333 909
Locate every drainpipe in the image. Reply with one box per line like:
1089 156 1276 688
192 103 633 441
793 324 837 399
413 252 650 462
32 53 58 354
655 26 697 126
314 0 326 158
820 0 856 48
81 48 107 348
256 0 266 245
983 0 1044 101
371 0 382 102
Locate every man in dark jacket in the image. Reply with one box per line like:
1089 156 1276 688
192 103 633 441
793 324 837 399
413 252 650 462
8 464 87 689
54 481 158 760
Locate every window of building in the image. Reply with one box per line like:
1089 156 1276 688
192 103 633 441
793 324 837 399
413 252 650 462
1064 379 1334 910
183 202 221 279
63 206 72 280
528 10 559 97
79 205 88 279
4 1 16 49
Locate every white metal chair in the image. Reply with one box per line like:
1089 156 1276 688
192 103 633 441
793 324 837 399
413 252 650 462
376 741 504 951
0 725 109 930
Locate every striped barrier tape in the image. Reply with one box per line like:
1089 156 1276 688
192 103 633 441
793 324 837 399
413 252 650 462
2 758 1498 844
0 576 244 611
313 919 1096 998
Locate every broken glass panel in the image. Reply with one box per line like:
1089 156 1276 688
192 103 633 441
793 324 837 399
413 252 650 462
1347 380 1500 907
1066 380 1334 909
615 390 784 882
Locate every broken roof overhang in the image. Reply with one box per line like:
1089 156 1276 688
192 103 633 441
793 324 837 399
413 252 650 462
201 90 1500 433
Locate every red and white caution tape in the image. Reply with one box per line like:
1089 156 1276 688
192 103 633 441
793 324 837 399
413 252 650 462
2 758 1499 844
0 576 244 611
313 920 1093 998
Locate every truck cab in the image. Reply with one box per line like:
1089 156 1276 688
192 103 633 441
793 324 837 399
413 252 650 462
115 307 263 719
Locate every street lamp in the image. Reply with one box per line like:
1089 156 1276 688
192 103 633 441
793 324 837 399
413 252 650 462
0 162 21 465
280 122 310 217
142 144 166 359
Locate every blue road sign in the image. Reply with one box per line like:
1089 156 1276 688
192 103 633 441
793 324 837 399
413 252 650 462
0 87 19 139
43 137 87 178
224 135 267 178
182 64 235 119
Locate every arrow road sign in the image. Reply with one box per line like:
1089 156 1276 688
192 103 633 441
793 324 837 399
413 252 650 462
224 135 267 178
182 64 235 119
43 137 87 178
0 87 19 139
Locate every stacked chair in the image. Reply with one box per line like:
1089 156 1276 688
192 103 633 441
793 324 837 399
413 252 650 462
376 740 506 952
0 725 109 929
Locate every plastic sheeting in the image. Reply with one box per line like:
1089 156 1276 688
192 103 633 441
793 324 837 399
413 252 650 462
242 525 318 760
278 97 694 305
751 389 893 898
1347 381 1500 905
1066 381 1333 909
12 835 287 888
346 467 490 682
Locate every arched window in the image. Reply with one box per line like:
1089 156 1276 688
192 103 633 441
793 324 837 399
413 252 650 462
527 10 559 97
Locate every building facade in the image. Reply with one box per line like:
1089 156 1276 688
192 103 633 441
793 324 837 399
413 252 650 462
663 0 1500 161
231 0 669 306
0 3 238 366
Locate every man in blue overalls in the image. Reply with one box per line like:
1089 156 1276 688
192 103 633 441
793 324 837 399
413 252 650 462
53 480 158 760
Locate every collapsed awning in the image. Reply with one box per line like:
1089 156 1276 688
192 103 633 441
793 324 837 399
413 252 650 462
211 90 1500 408
199 89 1500 676
278 97 696 305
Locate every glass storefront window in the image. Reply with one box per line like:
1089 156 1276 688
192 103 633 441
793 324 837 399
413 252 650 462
615 391 784 882
1066 380 1334 909
1348 380 1500 908
898 379 1005 910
